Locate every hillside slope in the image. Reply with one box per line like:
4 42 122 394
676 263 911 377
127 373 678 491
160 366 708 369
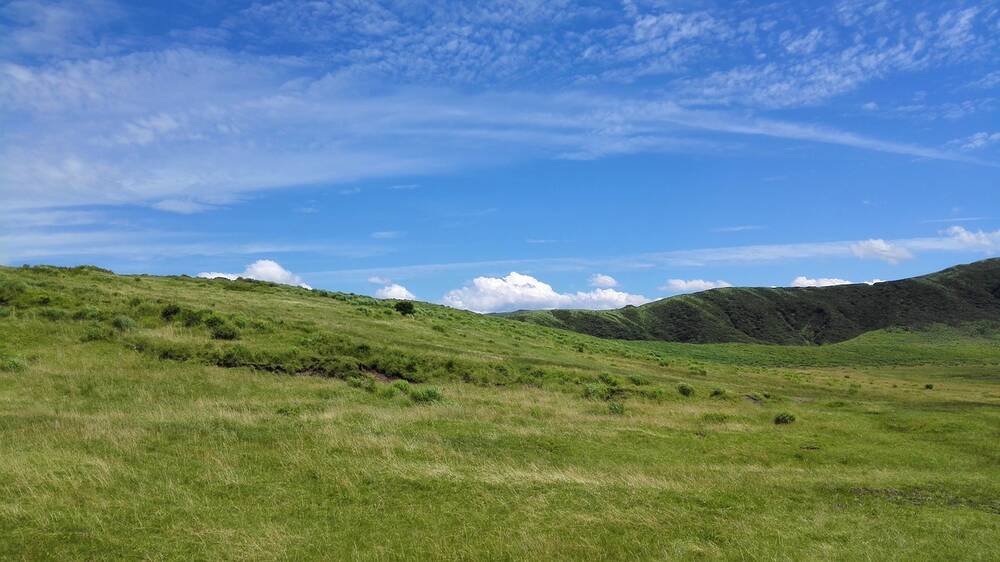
1 265 999 559
506 259 1000 344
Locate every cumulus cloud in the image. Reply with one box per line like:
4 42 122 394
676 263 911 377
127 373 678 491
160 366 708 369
375 283 416 300
791 276 884 287
198 259 311 289
442 272 649 313
942 226 1000 250
660 279 732 293
589 273 618 288
850 239 913 263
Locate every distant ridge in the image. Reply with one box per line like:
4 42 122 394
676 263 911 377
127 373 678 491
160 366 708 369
504 259 1000 345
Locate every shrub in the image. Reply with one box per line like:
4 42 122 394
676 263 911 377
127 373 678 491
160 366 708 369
81 324 114 342
394 301 416 315
211 345 254 367
409 386 443 403
608 400 625 415
38 307 69 321
391 380 411 394
701 413 729 423
0 355 26 372
72 306 102 321
774 412 796 425
598 373 624 387
677 383 695 397
210 323 239 340
203 314 226 329
710 388 727 399
179 309 207 327
0 280 28 305
112 315 136 332
628 374 650 386
924 383 934 390
161 303 182 320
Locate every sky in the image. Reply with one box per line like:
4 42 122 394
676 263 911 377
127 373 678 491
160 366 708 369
1 0 999 312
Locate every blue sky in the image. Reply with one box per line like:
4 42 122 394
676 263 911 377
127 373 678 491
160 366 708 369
1 0 999 312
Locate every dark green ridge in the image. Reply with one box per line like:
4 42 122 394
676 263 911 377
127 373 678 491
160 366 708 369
503 258 1000 345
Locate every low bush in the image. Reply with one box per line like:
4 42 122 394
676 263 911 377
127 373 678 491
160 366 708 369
608 400 625 415
0 355 26 372
81 324 114 342
72 306 102 321
210 323 240 340
38 307 69 321
112 315 137 331
161 303 181 320
774 412 796 425
409 386 443 403
710 387 727 399
924 383 934 390
701 413 729 423
394 301 416 316
677 383 695 397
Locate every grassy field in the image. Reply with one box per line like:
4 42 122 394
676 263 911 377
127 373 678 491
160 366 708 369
1 265 999 560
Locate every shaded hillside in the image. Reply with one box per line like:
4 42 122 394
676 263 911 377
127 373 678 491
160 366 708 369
505 259 1000 344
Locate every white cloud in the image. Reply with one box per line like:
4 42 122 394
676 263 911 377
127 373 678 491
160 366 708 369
791 276 885 287
371 230 402 239
197 259 311 289
152 199 217 214
589 273 618 288
375 283 415 300
367 276 391 285
791 276 853 287
850 239 913 263
950 132 1000 150
941 226 1000 251
660 279 732 293
442 272 649 313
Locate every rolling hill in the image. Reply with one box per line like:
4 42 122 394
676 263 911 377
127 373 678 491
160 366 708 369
1 264 999 559
505 258 1000 345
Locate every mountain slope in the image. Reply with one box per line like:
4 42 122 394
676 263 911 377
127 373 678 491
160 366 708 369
505 258 1000 344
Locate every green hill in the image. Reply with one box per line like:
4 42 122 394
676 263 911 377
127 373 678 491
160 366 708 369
1 264 999 559
505 258 1000 344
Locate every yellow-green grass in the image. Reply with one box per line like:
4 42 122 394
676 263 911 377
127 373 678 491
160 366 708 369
1 266 998 560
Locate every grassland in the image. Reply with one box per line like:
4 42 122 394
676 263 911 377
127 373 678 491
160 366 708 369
1 265 999 560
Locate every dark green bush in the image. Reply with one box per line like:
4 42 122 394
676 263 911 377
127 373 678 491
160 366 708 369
0 280 28 305
774 412 796 425
210 323 239 340
677 383 695 397
112 315 136 331
38 307 69 321
203 314 226 329
710 388 727 399
394 301 416 315
924 383 934 390
161 303 181 320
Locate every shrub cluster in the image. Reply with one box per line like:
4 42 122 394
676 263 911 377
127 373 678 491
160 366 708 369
774 412 796 425
677 383 695 397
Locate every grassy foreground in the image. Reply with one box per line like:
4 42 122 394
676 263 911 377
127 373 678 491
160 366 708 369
1 266 999 560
